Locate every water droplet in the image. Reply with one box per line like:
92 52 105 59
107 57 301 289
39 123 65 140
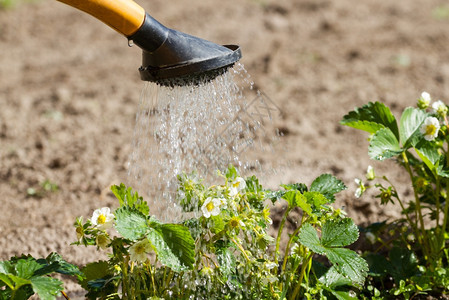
128 39 134 47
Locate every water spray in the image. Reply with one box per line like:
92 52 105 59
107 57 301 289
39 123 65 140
57 0 242 86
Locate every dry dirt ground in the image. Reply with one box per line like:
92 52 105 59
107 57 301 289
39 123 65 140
1 0 449 297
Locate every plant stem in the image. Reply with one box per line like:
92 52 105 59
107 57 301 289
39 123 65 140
289 252 312 300
230 237 251 262
440 179 449 250
401 152 430 258
282 213 304 273
122 256 129 298
383 177 420 246
274 207 291 267
147 262 157 296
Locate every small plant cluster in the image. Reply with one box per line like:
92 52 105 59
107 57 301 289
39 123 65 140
341 91 449 298
1 166 368 299
5 91 449 299
72 166 367 299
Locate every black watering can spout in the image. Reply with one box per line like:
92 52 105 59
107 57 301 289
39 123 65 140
57 0 241 86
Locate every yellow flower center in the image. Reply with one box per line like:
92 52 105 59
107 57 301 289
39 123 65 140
135 243 146 254
206 201 215 212
229 217 240 228
425 124 437 136
97 214 106 224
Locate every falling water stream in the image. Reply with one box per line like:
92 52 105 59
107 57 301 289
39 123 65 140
127 63 282 222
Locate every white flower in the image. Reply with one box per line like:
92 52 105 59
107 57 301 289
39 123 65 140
229 177 247 197
129 239 152 263
91 207 114 230
417 92 431 109
431 100 448 117
201 197 222 218
421 91 431 102
366 165 375 181
365 232 376 244
96 233 111 250
420 117 440 141
354 178 365 198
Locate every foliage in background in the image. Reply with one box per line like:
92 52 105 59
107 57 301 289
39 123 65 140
0 253 81 300
341 92 449 298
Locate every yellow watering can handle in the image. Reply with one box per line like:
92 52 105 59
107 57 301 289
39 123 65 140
57 0 146 36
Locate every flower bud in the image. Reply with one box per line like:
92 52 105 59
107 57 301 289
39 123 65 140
417 91 431 109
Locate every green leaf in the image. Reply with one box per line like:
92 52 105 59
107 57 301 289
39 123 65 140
368 127 402 160
340 101 398 138
299 223 368 286
388 247 418 283
281 183 308 193
303 192 329 206
328 289 358 300
324 247 368 286
147 224 195 271
399 107 428 148
114 206 148 240
5 274 30 289
15 259 41 279
415 143 440 172
80 261 111 289
298 224 326 255
225 165 238 180
319 266 353 288
321 218 359 247
310 174 347 202
111 184 149 215
282 191 312 215
216 247 236 276
0 261 12 274
0 274 15 290
30 276 63 300
209 215 225 234
43 252 82 277
365 253 390 277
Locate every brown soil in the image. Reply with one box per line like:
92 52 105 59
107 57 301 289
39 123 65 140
1 0 449 297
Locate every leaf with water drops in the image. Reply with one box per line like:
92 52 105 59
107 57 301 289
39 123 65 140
310 174 347 203
319 266 353 289
298 224 326 255
147 224 195 271
340 101 399 139
324 247 368 286
299 221 368 286
114 206 148 241
368 127 402 160
321 218 359 248
30 276 63 300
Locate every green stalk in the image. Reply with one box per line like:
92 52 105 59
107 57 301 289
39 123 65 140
122 256 129 298
383 177 420 247
435 178 441 230
281 213 304 273
274 207 291 267
440 179 449 250
231 237 251 262
402 151 430 258
289 252 312 300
